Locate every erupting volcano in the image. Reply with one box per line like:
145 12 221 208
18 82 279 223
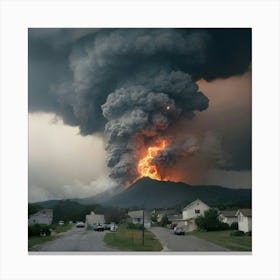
137 139 168 180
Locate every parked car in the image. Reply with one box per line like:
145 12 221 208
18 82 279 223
76 221 85 228
174 226 185 235
58 220 64 226
110 223 118 232
171 223 177 229
93 224 104 231
104 224 111 230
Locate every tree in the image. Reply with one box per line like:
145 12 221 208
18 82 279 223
195 208 229 231
230 222 238 230
151 212 159 223
159 215 169 227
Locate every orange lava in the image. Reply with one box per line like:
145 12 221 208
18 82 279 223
137 139 168 180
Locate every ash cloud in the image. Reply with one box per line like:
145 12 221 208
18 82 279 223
29 28 251 186
101 71 208 184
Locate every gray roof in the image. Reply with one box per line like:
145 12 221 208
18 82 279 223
32 209 53 217
157 209 178 216
237 209 252 217
128 210 146 219
219 210 237 217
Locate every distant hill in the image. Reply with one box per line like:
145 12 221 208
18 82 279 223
102 177 251 209
71 187 121 205
31 177 251 210
29 199 127 224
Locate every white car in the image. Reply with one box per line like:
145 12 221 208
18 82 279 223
76 221 85 228
110 223 118 232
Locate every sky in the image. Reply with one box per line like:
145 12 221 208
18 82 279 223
28 28 251 202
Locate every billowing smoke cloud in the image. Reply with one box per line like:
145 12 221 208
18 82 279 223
101 71 208 184
29 28 251 187
52 29 212 184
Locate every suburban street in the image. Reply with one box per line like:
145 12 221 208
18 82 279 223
30 226 228 252
31 227 115 252
150 227 228 251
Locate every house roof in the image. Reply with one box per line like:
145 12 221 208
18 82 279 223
236 209 252 217
32 209 53 217
157 209 178 216
170 214 182 220
128 210 145 219
219 210 237 218
183 199 209 211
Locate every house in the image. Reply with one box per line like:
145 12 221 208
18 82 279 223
174 199 210 232
236 209 252 232
218 210 238 226
182 199 210 220
85 211 105 227
28 209 53 225
152 209 181 223
127 210 151 228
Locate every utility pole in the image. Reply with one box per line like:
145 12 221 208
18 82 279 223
142 205 144 246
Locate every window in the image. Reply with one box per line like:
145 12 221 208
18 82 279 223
195 209 200 214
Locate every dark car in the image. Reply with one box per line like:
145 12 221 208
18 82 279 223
174 226 185 235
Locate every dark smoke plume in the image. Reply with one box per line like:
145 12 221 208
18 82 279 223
54 29 212 184
29 28 251 186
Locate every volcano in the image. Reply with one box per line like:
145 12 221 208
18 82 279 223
101 177 251 209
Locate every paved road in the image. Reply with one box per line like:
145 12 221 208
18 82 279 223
31 227 115 252
150 227 228 252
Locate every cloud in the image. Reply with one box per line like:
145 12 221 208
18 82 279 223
28 28 251 188
28 113 114 202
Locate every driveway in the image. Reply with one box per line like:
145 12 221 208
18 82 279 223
30 227 116 252
150 227 228 252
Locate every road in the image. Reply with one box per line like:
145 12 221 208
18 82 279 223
31 227 115 252
150 227 228 252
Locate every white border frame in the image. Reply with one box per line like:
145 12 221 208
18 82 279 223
1 1 279 280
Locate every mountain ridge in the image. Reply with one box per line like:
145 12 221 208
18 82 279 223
30 177 251 209
101 177 251 208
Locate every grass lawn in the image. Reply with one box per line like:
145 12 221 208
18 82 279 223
53 223 73 233
104 224 163 251
190 230 252 251
28 236 55 249
28 223 73 250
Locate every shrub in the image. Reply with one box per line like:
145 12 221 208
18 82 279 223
28 224 51 237
159 215 169 227
230 222 238 230
245 231 252 236
230 230 245 236
195 209 229 231
219 222 230 230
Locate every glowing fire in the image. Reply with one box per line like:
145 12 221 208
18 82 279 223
137 139 168 180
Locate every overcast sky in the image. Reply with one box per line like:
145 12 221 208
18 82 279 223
28 28 251 202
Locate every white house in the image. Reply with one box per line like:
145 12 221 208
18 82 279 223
175 199 210 232
127 210 151 228
236 209 252 233
182 199 210 220
85 211 105 227
218 210 238 226
28 209 53 225
152 209 181 223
